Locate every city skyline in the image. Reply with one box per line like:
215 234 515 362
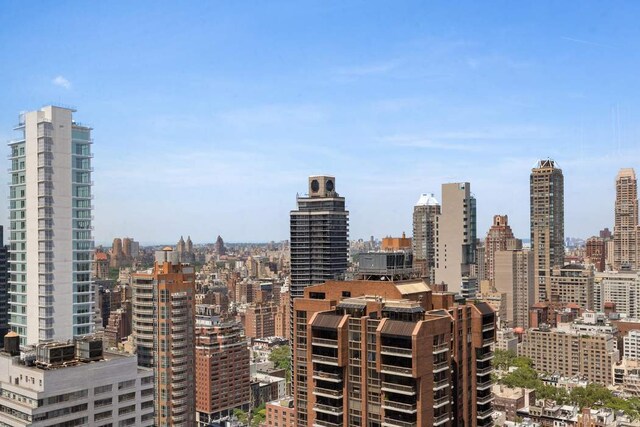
3 2 640 243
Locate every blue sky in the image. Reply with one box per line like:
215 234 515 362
1 1 640 244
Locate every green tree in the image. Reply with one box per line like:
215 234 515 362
269 345 291 383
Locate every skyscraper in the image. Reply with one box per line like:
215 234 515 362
412 193 440 281
530 159 564 302
495 249 534 328
484 215 519 286
132 248 196 426
9 106 94 345
289 175 349 300
434 182 477 296
614 168 639 270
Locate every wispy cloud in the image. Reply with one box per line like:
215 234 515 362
381 135 485 152
217 104 326 127
561 36 612 49
51 76 71 89
52 75 71 89
334 60 400 77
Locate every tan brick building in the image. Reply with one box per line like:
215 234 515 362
293 279 496 427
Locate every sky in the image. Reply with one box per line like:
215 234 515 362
1 1 640 245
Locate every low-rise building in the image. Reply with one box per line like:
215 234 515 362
265 398 295 427
492 385 535 421
0 335 154 427
519 325 619 385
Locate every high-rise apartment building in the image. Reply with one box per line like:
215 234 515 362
245 301 277 339
8 106 94 345
585 236 606 272
548 265 594 311
412 193 440 280
195 321 251 425
434 183 477 297
614 168 639 270
484 215 519 286
494 249 534 328
290 175 349 298
132 248 196 426
290 175 349 338
530 159 564 302
594 271 640 317
292 279 496 427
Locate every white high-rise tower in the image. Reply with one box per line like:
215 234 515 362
9 106 94 345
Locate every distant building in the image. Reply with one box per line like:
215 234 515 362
245 302 277 339
412 193 440 280
381 232 412 252
484 215 519 286
530 159 565 303
94 250 110 279
614 168 639 270
585 236 606 272
434 182 477 297
519 323 619 385
195 321 251 426
215 235 226 255
495 249 534 328
549 265 594 311
594 270 640 317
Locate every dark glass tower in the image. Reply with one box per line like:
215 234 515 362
290 176 349 299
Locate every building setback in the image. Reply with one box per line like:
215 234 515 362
9 106 94 345
292 279 496 427
484 215 519 286
530 159 565 303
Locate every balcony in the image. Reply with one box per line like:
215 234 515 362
313 370 342 383
382 400 417 414
313 403 344 416
381 364 413 377
477 394 494 405
381 382 415 396
476 365 492 376
477 408 493 419
313 387 343 399
482 336 494 346
476 351 494 363
312 337 338 348
477 378 492 390
433 361 449 373
433 396 449 408
382 417 417 427
482 323 494 332
381 346 413 358
312 354 338 366
433 379 449 391
433 413 449 426
313 420 342 427
433 343 449 354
